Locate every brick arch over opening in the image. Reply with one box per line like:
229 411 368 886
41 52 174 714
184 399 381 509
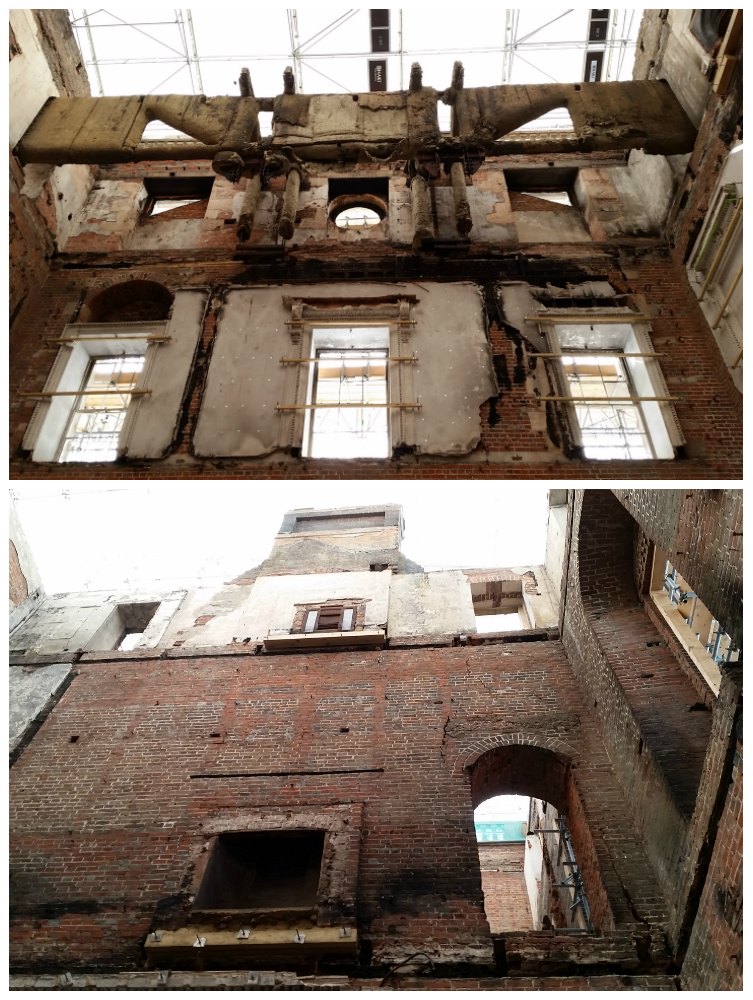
467 742 571 812
465 740 613 930
80 280 174 322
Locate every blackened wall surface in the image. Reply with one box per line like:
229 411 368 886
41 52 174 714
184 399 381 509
10 640 670 976
10 249 742 479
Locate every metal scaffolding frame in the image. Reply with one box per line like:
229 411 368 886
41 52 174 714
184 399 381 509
70 8 641 99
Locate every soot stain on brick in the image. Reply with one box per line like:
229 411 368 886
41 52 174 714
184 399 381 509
378 870 472 915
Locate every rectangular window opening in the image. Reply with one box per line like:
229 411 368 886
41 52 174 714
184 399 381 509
195 830 325 911
475 612 525 633
58 355 145 463
142 177 214 219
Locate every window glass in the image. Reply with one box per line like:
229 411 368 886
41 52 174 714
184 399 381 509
58 355 145 463
562 353 652 459
308 348 389 458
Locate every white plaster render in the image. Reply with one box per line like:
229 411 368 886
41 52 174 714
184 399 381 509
513 209 591 243
520 569 558 630
10 12 95 245
160 572 393 649
193 282 496 459
123 290 207 458
10 590 186 655
662 11 714 126
226 571 391 646
388 571 477 637
543 500 569 610
9 662 72 751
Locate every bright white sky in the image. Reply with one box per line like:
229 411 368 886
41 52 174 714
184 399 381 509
11 483 550 593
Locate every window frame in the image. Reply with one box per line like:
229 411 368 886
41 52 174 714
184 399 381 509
22 322 166 463
649 551 739 696
538 313 682 461
279 296 419 459
304 605 357 633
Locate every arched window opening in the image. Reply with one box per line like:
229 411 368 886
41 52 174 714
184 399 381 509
470 744 596 934
474 794 591 933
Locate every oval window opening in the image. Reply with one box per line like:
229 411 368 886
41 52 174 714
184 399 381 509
334 205 383 229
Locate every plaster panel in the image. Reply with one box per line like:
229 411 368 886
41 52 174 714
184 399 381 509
521 570 559 629
514 210 591 243
263 526 401 576
9 662 72 751
543 502 568 610
388 571 477 638
660 12 714 126
123 290 207 458
194 282 495 458
166 572 392 648
240 571 391 644
10 590 185 655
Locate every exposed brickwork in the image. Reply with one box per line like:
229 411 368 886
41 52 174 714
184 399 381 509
478 842 531 932
613 489 742 648
10 639 671 975
563 490 742 975
680 694 742 990
9 972 681 990
9 541 29 607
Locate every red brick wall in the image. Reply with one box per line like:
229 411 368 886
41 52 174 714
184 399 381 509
9 250 742 480
563 490 741 969
613 488 742 649
9 541 29 607
563 494 710 917
681 695 742 991
478 842 531 932
10 639 670 974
